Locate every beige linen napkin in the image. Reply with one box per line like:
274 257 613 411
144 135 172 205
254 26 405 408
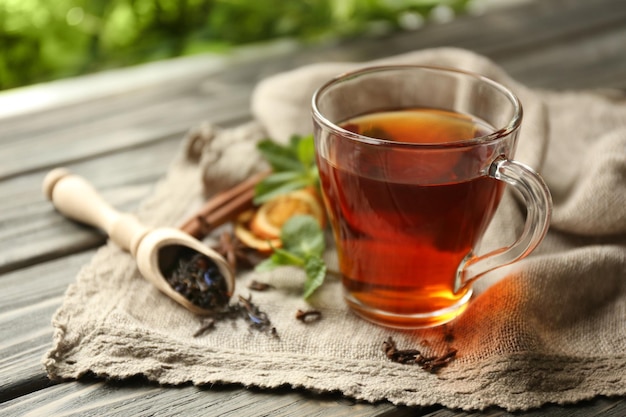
44 48 626 411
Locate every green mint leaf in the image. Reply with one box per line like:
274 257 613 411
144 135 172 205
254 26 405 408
257 139 301 172
272 248 305 266
308 165 320 187
303 255 327 299
295 135 316 167
255 247 304 272
253 214 328 299
254 177 312 205
280 215 325 258
258 171 303 185
254 135 320 203
255 256 281 272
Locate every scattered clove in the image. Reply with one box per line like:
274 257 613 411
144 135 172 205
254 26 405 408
382 337 457 374
383 337 422 364
295 309 322 323
248 280 273 291
418 348 457 373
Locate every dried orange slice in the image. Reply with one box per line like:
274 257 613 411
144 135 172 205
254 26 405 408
234 188 326 253
234 210 281 253
250 188 326 240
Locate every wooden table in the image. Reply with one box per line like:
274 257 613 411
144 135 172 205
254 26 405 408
1 0 625 415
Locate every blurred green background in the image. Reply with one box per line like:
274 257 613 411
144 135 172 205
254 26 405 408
0 0 472 90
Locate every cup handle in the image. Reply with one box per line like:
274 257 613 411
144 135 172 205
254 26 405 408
456 156 552 292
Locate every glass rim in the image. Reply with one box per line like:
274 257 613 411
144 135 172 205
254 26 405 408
311 65 523 149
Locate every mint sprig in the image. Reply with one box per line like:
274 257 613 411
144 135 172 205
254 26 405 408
254 135 319 205
255 215 327 298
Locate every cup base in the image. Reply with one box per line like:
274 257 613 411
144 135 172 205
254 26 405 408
344 289 472 329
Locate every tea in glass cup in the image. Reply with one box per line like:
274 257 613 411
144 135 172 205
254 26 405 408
312 66 551 328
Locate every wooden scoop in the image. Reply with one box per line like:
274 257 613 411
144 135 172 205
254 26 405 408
42 168 234 315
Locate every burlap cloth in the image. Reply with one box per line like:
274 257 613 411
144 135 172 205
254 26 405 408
44 48 626 411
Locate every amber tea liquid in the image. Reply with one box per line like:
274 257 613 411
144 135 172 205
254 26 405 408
317 108 505 328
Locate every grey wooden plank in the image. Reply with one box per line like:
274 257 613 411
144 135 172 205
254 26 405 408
205 0 626 91
2 376 625 417
362 0 626 61
380 398 626 417
0 53 231 121
0 379 409 417
494 24 626 90
0 251 94 401
0 86 251 181
0 75 253 141
0 137 178 273
0 41 297 122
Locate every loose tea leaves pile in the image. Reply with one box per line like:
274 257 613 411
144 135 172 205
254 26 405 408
164 249 230 310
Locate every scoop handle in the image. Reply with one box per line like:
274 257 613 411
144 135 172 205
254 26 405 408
43 168 149 256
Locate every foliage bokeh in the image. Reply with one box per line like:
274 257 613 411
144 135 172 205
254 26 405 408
0 0 469 90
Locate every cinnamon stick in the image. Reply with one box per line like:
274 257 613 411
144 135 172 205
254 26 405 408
180 170 270 239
